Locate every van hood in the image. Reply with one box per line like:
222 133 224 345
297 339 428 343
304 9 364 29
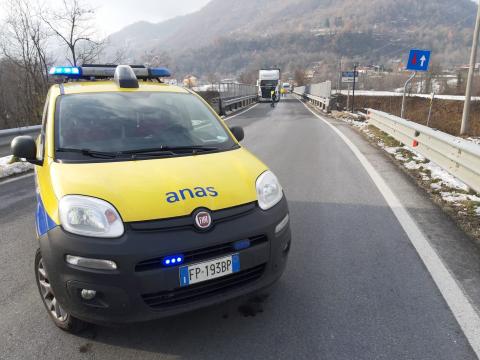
48 148 267 222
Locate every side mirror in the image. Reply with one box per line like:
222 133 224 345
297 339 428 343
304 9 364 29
11 136 42 165
229 126 244 142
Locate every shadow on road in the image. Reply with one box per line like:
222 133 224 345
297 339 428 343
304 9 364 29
68 199 475 360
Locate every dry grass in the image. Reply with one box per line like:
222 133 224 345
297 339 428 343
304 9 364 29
337 95 480 137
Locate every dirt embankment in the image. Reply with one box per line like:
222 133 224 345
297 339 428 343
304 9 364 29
335 94 480 137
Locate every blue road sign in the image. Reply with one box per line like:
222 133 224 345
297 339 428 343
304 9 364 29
406 49 431 72
342 71 359 78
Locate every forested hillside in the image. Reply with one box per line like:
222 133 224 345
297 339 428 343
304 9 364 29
105 0 477 78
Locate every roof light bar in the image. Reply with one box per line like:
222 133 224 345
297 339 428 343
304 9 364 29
114 65 139 89
49 66 81 77
149 67 171 78
48 64 171 80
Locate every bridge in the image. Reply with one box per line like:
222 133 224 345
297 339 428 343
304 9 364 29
1 93 480 359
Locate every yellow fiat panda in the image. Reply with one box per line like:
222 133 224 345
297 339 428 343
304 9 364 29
11 65 291 332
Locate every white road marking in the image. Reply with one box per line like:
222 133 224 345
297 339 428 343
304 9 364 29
223 103 259 121
297 98 480 358
0 172 34 186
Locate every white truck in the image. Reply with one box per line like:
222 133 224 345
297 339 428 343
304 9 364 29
258 69 280 102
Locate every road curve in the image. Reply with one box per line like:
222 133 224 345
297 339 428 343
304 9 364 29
0 96 477 359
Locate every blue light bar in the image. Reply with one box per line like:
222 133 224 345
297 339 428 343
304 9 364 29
162 254 184 267
149 67 171 78
49 66 81 77
48 65 170 80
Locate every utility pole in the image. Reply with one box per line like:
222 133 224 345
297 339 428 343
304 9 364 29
351 63 357 113
347 84 350 110
461 1 480 135
427 92 435 127
337 58 342 94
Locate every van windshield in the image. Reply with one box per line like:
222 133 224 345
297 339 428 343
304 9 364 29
55 92 236 159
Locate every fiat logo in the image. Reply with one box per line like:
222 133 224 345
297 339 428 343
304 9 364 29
194 210 212 230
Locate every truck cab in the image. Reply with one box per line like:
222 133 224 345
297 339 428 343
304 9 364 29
258 69 280 102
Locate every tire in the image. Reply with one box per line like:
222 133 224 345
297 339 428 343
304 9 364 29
35 249 87 333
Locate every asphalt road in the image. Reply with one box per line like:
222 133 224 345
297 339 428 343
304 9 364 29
0 96 478 359
0 144 11 157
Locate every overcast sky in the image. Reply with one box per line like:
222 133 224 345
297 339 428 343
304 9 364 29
0 0 212 36
94 0 212 35
0 0 477 36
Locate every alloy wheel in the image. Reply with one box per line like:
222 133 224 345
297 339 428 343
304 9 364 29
37 258 68 322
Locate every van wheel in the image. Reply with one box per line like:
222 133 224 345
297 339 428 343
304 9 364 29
35 249 87 333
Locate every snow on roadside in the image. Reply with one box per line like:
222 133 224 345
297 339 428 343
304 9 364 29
333 111 480 218
422 160 469 192
467 137 480 146
0 156 33 179
440 192 480 203
384 146 480 216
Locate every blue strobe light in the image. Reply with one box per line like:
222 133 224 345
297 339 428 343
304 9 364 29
162 254 185 267
49 66 82 77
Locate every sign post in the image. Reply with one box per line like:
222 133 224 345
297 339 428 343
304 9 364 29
342 70 358 112
402 49 431 118
352 64 357 113
346 84 351 110
427 92 435 127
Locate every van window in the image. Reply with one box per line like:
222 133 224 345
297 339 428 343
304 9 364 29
55 92 235 156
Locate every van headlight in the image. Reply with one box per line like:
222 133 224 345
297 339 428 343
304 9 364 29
59 195 124 238
256 170 283 210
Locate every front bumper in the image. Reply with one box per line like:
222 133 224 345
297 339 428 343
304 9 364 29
39 198 291 324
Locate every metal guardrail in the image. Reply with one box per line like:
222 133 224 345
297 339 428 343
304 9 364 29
0 125 41 148
293 81 332 112
218 83 257 115
337 90 480 102
367 109 480 193
199 83 257 115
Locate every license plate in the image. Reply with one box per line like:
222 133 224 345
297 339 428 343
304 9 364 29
179 254 240 287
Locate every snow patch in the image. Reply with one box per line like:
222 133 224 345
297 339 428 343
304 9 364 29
394 153 409 162
384 147 400 154
404 161 422 170
440 192 480 203
423 162 469 192
467 137 480 146
0 156 33 179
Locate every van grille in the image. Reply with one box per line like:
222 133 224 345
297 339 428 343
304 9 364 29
135 235 267 272
142 264 265 308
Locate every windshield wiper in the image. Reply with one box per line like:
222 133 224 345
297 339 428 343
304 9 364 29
121 146 219 155
56 148 118 159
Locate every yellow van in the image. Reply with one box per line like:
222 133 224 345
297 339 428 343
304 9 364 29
11 65 291 332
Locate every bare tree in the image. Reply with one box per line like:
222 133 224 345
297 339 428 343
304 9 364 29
0 0 50 127
139 49 171 68
206 72 219 85
294 68 308 86
41 0 103 66
238 70 257 85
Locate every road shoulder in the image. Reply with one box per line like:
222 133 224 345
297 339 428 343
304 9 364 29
300 99 480 356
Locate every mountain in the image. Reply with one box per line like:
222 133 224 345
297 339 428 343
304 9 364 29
104 0 477 80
